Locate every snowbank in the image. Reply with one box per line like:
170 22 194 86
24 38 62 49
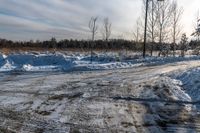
140 77 191 102
0 53 74 71
173 68 200 105
0 52 200 72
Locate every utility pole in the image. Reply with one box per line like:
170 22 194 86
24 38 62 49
143 0 164 58
143 0 149 58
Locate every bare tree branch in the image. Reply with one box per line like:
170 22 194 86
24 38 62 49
133 18 143 43
102 17 112 41
89 17 98 41
170 0 183 56
88 16 98 63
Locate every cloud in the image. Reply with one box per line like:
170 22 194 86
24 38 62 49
0 0 143 40
0 0 199 40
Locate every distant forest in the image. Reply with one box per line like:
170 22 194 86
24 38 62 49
0 38 200 52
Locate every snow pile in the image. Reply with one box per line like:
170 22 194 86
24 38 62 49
174 68 200 103
154 67 200 109
0 53 74 71
141 77 191 102
136 76 194 115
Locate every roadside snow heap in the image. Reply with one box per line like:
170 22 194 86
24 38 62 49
173 67 200 109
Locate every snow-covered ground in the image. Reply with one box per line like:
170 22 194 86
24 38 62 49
1 52 200 72
1 52 200 132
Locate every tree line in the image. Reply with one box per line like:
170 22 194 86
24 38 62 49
0 37 199 52
0 38 143 51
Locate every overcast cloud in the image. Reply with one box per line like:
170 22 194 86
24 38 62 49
0 0 199 41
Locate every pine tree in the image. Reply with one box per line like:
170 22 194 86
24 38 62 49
179 33 188 57
191 12 200 41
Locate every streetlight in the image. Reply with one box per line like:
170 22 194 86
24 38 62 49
143 0 164 58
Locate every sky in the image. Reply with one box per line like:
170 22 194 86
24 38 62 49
0 0 199 41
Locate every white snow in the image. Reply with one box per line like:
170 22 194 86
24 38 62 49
0 57 200 132
0 52 200 72
172 67 200 107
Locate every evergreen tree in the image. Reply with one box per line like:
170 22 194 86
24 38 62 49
179 33 188 57
191 13 200 41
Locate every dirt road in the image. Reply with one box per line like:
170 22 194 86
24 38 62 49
0 60 200 133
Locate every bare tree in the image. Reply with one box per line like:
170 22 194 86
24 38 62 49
141 0 171 56
133 18 143 43
88 17 98 62
191 10 200 41
147 0 159 56
141 0 157 56
171 0 183 57
156 0 172 56
101 17 111 51
89 17 98 41
102 17 112 41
